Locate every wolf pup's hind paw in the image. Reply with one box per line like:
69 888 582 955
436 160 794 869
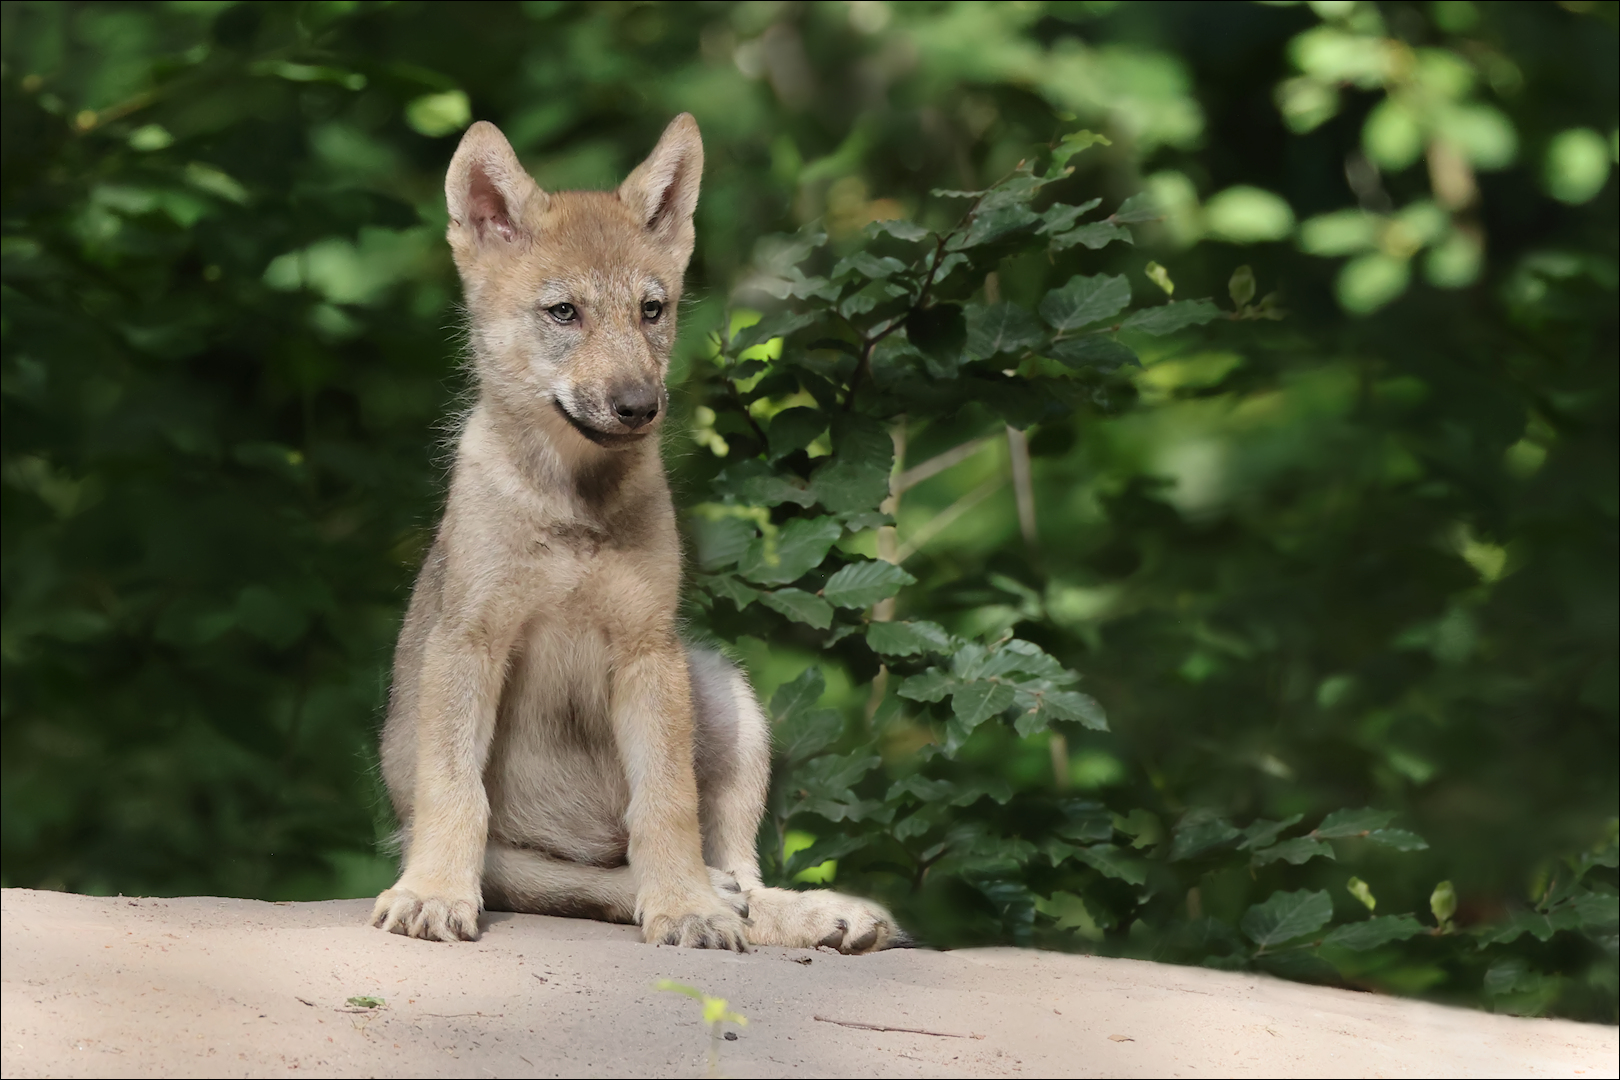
371 887 480 943
743 887 902 954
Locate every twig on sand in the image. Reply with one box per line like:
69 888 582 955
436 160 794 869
813 1015 981 1039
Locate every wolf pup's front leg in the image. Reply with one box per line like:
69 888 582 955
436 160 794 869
372 618 508 941
613 641 749 951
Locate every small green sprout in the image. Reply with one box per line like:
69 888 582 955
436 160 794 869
656 980 748 1078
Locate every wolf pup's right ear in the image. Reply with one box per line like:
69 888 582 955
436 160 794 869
617 113 704 269
445 121 545 249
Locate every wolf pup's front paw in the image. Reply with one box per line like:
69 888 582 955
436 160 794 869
371 886 480 943
642 895 749 952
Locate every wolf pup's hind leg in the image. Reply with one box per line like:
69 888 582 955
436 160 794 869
688 649 906 953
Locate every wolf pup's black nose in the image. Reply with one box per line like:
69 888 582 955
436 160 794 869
611 385 660 430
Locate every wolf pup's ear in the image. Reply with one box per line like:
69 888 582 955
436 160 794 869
445 121 545 248
617 113 704 267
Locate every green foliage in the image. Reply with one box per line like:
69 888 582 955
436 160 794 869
2 0 1614 1024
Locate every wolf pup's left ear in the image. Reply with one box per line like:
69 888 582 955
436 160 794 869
617 113 703 268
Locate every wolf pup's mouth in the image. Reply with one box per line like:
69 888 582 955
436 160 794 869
554 401 651 449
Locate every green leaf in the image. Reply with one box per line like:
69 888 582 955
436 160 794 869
1251 837 1336 867
832 251 908 282
951 680 1017 729
1170 812 1241 861
770 669 842 761
783 833 865 878
1120 299 1222 335
345 995 386 1009
841 509 893 532
808 459 891 515
1430 880 1457 925
898 668 955 703
953 639 1067 681
905 304 967 371
1475 910 1563 946
1347 876 1377 912
950 204 1040 250
711 459 815 507
1241 889 1334 948
1315 808 1399 839
1046 335 1139 373
730 310 816 355
1239 814 1304 851
1038 198 1102 235
771 667 825 722
863 218 932 243
1037 690 1108 730
1038 274 1132 332
1050 130 1111 168
887 774 959 804
1365 828 1429 852
866 620 954 656
1057 802 1114 843
777 706 843 762
1570 889 1620 929
786 752 881 820
1145 261 1175 296
737 516 842 585
759 588 834 629
965 302 1047 361
1012 704 1049 738
405 90 471 137
1321 915 1425 951
691 517 755 570
766 406 828 460
1482 957 1538 998
1051 221 1134 251
1072 843 1147 886
1229 265 1256 307
822 560 916 608
1112 192 1161 223
704 575 760 611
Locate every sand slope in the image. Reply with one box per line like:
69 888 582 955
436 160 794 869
2 888 1613 1078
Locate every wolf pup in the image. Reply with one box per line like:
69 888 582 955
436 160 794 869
371 115 901 953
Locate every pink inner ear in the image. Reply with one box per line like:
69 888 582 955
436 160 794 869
467 163 517 243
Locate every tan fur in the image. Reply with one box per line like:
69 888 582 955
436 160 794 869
371 116 902 953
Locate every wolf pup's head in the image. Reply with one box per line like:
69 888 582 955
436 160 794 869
444 115 702 451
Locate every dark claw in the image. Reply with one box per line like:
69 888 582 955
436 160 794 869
817 918 848 949
663 930 680 946
847 926 880 953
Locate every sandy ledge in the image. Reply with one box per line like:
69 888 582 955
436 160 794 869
2 887 1614 1078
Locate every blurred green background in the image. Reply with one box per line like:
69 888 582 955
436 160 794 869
1 0 1614 1017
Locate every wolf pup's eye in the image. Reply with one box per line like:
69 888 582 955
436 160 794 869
546 303 577 324
641 300 663 322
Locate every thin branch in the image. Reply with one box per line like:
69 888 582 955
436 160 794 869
1005 425 1039 559
892 434 995 495
813 1016 980 1039
894 474 1005 564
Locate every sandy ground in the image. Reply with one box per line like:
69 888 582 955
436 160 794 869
2 888 1614 1079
